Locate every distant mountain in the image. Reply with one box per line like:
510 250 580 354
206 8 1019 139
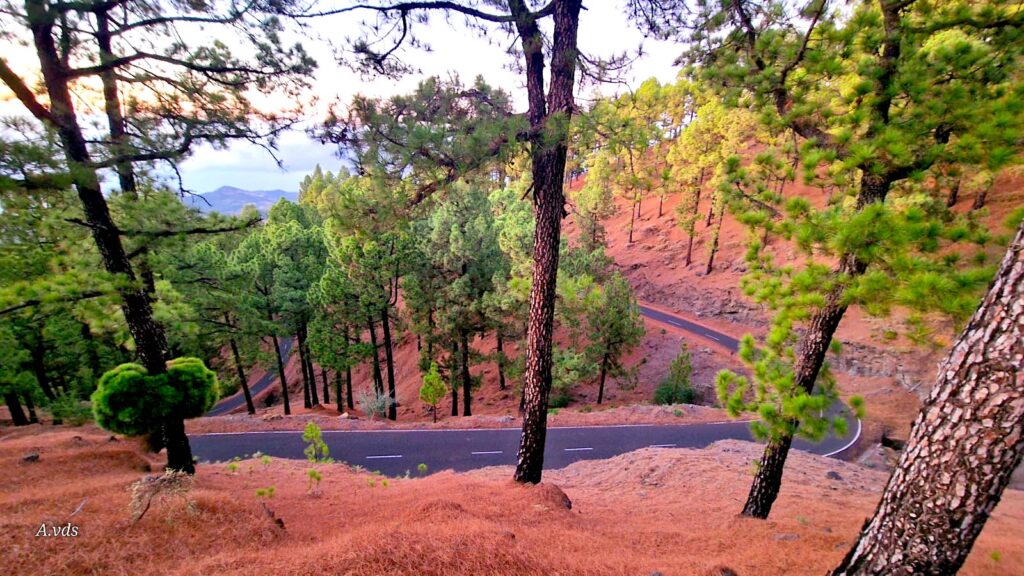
187 186 298 214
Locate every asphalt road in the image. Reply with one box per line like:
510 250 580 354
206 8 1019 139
192 304 861 476
205 338 294 416
190 421 858 477
638 304 741 351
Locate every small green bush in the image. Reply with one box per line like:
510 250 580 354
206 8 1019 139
548 389 572 409
653 344 696 405
49 391 92 426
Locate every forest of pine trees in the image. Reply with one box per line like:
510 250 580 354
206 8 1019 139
2 0 1023 572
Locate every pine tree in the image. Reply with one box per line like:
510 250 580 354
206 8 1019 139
638 0 1024 518
832 218 1024 575
584 273 645 404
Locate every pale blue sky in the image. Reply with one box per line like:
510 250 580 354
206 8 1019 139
174 2 683 193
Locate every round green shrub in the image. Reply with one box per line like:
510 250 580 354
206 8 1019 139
91 363 167 436
91 358 220 436
167 357 220 418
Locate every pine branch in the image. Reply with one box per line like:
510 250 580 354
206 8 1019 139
0 58 56 125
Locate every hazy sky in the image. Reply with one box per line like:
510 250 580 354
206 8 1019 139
178 2 684 193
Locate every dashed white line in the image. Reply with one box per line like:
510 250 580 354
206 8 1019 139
649 444 677 448
564 447 593 452
366 454 403 459
471 451 503 455
706 335 721 342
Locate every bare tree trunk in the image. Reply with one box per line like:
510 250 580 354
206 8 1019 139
628 200 637 243
832 221 1024 575
269 331 290 415
345 328 354 410
380 306 397 420
321 368 329 406
450 340 459 417
945 176 961 208
971 183 991 211
597 351 609 404
705 204 724 275
367 316 384 398
513 0 583 485
24 392 39 424
298 332 311 409
497 333 506 391
30 342 56 401
5 392 29 426
461 331 472 417
229 336 255 415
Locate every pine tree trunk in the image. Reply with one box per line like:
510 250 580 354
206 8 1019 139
832 221 1024 576
367 316 384 398
5 392 29 426
345 328 354 410
298 332 311 409
24 392 38 424
971 184 990 211
30 342 56 401
307 355 319 406
497 333 506 391
321 368 329 405
741 435 794 518
705 206 724 275
945 176 961 208
705 202 714 227
450 340 459 417
685 224 696 266
597 352 609 404
334 371 342 412
380 306 397 421
628 201 637 243
513 0 583 485
270 332 290 415
228 336 255 415
80 321 102 381
658 194 664 218
23 0 191 470
461 331 472 417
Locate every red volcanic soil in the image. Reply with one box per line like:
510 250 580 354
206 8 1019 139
3 425 1022 576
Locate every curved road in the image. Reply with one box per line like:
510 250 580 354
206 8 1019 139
205 338 294 416
192 306 860 475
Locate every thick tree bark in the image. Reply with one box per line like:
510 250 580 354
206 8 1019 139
228 336 255 415
741 434 794 518
270 332 291 415
5 392 29 426
367 316 384 398
832 221 1024 575
461 331 472 417
380 306 397 420
22 0 191 471
497 333 506 391
450 340 459 417
513 0 583 485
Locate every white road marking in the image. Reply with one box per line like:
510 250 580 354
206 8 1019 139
649 444 677 448
366 455 403 459
823 415 863 458
471 451 503 455
706 335 721 342
564 447 593 452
